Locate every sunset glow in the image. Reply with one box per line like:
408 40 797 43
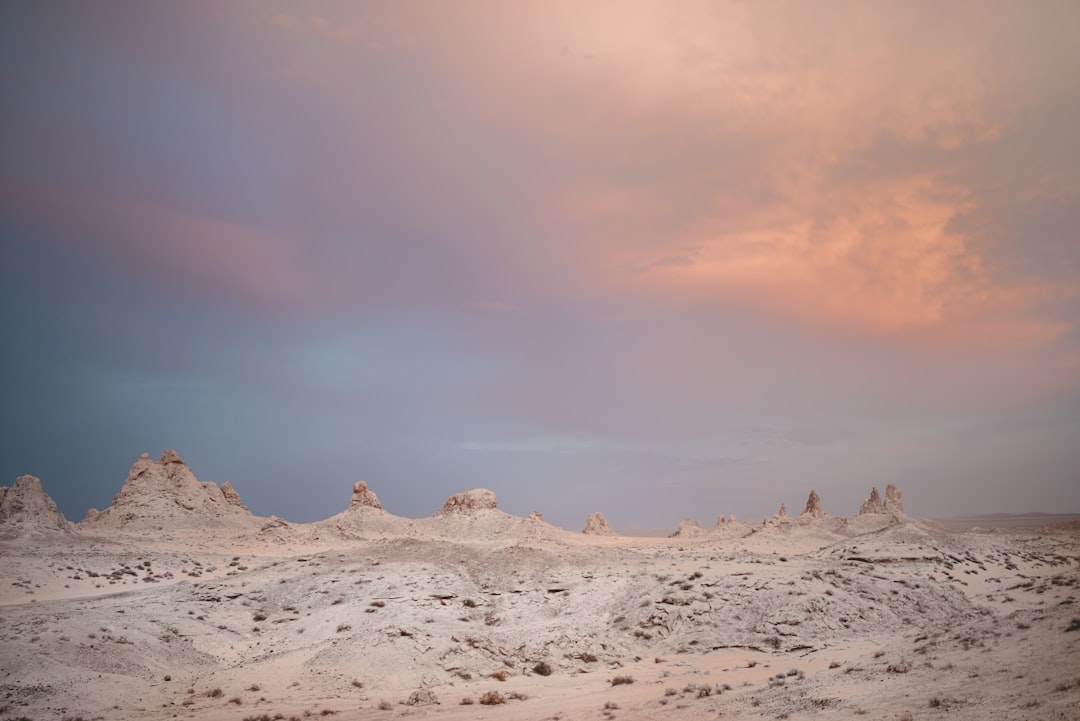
2 1 1078 526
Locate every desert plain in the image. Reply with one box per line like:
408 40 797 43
1 451 1078 721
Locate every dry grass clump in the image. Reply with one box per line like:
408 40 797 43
533 661 553 676
610 675 635 686
479 691 506 705
490 669 509 681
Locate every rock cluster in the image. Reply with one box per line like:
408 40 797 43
437 488 498 514
81 450 254 529
669 517 704 538
349 481 383 510
859 484 906 516
0 475 72 532
582 511 614 536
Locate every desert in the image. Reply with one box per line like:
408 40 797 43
2 451 1077 721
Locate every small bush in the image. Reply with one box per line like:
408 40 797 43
207 688 224 698
377 700 393 711
490 669 508 681
1066 618 1080 632
533 661 553 676
460 697 474 705
479 691 506 705
610 675 634 686
336 624 351 633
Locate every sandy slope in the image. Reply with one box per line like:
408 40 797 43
2 514 1078 721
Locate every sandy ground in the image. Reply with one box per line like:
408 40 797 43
2 515 1078 721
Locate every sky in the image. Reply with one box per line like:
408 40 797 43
2 1 1079 530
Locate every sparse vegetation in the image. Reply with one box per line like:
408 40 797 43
479 691 506 705
610 675 635 686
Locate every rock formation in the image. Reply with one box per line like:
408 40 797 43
220 481 247 510
0 475 72 532
349 481 383 510
800 489 825 519
669 517 704 538
858 486 886 515
437 488 498 514
80 450 255 529
884 483 905 515
582 511 614 536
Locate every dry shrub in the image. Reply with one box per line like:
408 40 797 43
479 691 506 705
533 661 553 676
610 675 634 686
490 669 508 681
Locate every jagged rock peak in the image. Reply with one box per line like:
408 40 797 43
0 475 72 531
884 483 905 514
160 449 185 465
82 449 254 529
583 511 614 536
801 489 825 519
349 481 383 510
438 488 498 514
669 517 704 538
859 486 885 515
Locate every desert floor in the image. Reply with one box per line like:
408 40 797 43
2 517 1078 721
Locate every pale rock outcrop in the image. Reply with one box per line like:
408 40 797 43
349 481 383 510
582 511 614 536
669 517 704 538
858 486 886 515
80 450 256 530
437 488 498 514
884 483 905 515
261 515 289 531
800 489 825 519
220 481 247 510
777 503 788 519
0 475 72 532
716 514 741 527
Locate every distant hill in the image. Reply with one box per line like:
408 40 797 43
933 512 1080 531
